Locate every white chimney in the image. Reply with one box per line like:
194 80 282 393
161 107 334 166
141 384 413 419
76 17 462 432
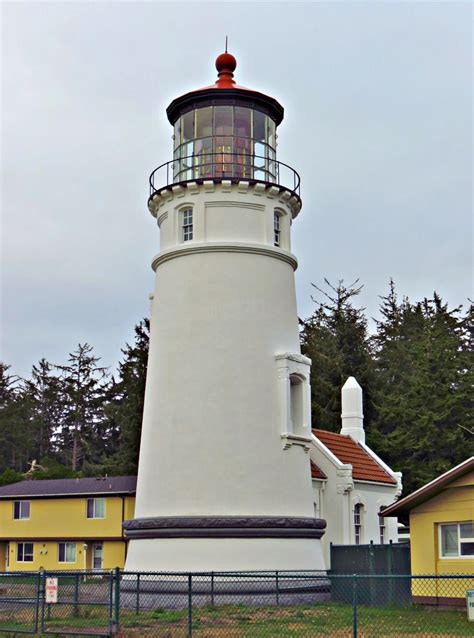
340 376 365 444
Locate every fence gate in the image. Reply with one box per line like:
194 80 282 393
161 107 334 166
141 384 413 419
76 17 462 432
0 571 40 634
39 571 114 637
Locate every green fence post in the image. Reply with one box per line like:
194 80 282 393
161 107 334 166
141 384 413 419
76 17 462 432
368 541 375 605
210 572 214 607
388 540 394 604
108 570 114 635
135 573 140 615
74 571 80 617
114 567 121 633
276 570 280 606
352 574 358 638
188 574 193 638
34 570 41 633
40 570 47 633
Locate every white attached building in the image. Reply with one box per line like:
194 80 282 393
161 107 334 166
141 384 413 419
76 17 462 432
309 377 402 567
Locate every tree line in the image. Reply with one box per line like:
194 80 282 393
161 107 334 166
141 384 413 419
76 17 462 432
0 282 472 495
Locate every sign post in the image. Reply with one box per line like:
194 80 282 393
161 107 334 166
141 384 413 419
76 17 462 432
45 578 58 604
467 590 474 622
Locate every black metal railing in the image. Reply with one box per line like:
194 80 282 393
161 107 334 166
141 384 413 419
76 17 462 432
149 153 301 201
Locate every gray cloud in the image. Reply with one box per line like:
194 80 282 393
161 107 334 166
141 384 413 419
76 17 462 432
1 1 472 377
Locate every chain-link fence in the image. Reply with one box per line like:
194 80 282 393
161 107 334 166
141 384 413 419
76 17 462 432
0 570 472 636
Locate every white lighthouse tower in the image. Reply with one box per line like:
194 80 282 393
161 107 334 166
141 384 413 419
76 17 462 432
124 50 326 572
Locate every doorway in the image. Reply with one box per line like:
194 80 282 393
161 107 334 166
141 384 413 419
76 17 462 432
92 543 103 570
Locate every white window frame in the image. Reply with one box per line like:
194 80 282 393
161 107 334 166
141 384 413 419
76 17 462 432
439 522 474 559
86 498 106 519
354 503 363 545
58 542 77 564
17 542 34 562
273 212 281 247
13 501 30 520
181 207 193 242
379 515 386 545
275 353 312 451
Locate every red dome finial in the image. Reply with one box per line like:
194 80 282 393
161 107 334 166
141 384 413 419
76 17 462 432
215 43 237 88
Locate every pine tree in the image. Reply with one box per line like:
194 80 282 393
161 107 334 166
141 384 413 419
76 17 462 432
300 280 375 435
103 319 149 475
23 358 63 459
0 363 31 472
56 344 109 471
372 283 473 493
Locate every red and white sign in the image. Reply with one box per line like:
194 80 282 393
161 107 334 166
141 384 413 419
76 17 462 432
45 578 58 604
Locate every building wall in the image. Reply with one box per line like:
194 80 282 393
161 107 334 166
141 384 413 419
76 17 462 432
5 540 127 571
0 495 136 572
311 440 399 568
0 496 127 539
409 473 474 600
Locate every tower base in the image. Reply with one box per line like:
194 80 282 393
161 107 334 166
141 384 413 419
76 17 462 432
124 516 327 572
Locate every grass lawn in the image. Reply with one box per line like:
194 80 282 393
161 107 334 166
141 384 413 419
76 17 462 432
0 602 470 637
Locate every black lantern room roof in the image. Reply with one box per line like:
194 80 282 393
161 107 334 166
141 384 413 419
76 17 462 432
166 50 284 126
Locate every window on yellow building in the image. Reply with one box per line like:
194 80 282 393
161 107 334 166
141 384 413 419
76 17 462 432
86 498 105 519
13 501 30 520
440 522 474 558
58 542 77 563
17 542 33 562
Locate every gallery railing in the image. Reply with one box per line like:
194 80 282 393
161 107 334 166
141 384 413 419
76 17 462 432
149 153 301 201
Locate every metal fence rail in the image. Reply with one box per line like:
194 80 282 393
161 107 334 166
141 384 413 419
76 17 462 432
0 570 472 636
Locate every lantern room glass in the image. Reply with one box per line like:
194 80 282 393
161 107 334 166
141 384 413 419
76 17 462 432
173 106 277 182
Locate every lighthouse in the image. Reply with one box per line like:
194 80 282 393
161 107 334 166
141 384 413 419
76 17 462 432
123 50 326 572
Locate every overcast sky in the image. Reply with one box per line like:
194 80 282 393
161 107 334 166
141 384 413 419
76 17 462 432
1 1 472 379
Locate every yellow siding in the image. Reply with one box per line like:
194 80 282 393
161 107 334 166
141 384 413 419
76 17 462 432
409 482 474 599
0 497 124 539
123 496 135 522
7 540 127 571
0 494 136 572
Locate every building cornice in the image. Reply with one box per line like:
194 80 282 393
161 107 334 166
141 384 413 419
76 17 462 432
151 242 298 272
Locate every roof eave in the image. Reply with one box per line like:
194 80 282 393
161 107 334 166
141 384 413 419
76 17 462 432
380 457 474 518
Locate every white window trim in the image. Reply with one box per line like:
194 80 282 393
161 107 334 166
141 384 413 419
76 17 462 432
17 542 34 563
181 207 193 242
13 500 30 521
438 522 474 560
273 211 281 247
58 542 77 564
379 515 386 545
354 503 364 545
86 498 106 520
275 353 312 451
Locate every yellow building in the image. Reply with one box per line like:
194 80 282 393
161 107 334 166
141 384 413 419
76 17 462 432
381 457 474 605
0 476 136 572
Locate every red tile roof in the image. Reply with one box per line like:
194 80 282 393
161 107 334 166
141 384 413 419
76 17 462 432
310 461 327 480
312 429 396 485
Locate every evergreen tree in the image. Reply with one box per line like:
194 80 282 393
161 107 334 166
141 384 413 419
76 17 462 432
372 282 473 493
56 344 109 471
23 358 63 459
300 280 375 435
0 363 32 472
103 319 149 475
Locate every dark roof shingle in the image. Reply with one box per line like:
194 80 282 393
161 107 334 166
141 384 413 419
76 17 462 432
313 429 396 485
0 476 137 499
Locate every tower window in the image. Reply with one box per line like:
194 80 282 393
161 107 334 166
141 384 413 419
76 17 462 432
182 208 193 242
289 374 304 434
274 213 281 247
354 504 363 545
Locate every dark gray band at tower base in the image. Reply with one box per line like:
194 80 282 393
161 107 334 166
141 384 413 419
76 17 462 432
123 516 327 540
